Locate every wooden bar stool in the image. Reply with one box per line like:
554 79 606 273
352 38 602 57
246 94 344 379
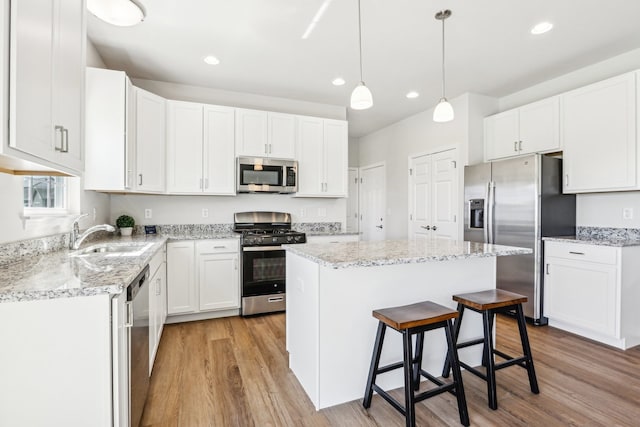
363 301 469 427
442 289 539 410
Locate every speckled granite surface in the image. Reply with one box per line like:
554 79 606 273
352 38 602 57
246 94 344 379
0 235 167 303
544 226 640 247
284 238 532 269
293 222 341 233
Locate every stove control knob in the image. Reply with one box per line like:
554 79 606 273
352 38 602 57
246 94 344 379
286 235 294 242
294 235 304 243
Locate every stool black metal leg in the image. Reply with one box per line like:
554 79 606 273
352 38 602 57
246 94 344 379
444 319 470 426
402 330 416 427
482 310 495 368
483 310 498 410
516 304 540 394
412 332 425 391
442 303 465 378
363 322 386 408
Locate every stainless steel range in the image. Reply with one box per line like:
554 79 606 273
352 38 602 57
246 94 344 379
234 211 306 316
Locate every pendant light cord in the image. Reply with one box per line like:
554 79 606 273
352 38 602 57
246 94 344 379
357 0 364 83
441 12 446 99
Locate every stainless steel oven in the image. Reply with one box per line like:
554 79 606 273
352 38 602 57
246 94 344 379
234 211 306 316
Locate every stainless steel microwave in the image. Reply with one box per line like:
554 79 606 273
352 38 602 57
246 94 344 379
237 157 298 194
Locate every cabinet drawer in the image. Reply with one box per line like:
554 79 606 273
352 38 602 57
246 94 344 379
195 239 239 254
545 242 617 264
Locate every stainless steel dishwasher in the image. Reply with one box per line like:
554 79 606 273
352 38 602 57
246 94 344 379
127 265 150 427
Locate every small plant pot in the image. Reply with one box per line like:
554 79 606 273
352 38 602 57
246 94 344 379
120 227 133 236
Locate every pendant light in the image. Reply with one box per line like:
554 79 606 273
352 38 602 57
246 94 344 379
433 9 453 122
350 0 373 110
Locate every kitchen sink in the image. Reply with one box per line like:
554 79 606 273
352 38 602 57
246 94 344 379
71 242 154 257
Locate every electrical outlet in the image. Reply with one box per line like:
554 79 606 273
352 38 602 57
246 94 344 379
92 207 97 221
144 209 152 219
202 208 209 218
300 208 306 218
317 208 327 217
623 207 633 220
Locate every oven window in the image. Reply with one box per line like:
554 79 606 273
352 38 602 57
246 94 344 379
252 257 285 281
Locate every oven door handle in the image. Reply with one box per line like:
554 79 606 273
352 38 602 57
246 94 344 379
242 246 284 252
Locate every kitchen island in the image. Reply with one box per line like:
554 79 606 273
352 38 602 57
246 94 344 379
284 238 531 410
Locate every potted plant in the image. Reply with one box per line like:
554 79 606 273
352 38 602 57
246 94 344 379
116 214 135 236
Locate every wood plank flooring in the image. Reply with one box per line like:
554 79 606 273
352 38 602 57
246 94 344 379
142 314 640 426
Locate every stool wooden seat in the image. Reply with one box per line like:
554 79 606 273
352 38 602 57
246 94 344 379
364 301 469 427
442 289 539 410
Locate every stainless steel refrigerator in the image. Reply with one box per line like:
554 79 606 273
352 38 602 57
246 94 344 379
464 154 576 324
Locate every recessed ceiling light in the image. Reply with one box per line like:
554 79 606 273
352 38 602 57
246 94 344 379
203 55 220 65
406 91 419 99
332 77 346 86
531 21 553 35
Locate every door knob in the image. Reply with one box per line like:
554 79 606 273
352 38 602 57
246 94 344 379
420 225 431 230
375 225 383 229
432 226 437 231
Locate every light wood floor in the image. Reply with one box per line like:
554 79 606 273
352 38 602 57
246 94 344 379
142 314 640 426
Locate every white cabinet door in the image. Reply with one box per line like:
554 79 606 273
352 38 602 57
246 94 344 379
323 119 348 197
149 261 166 372
197 252 240 311
518 96 560 155
204 105 236 195
166 100 203 193
296 116 325 195
484 109 519 160
9 0 84 173
562 72 637 193
85 68 134 191
235 108 268 156
545 256 618 337
268 112 296 159
167 241 197 314
135 88 166 193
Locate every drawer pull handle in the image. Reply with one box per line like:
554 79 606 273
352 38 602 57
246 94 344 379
569 251 585 255
268 297 284 303
213 246 226 249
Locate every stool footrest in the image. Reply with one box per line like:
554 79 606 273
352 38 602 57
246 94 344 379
495 355 528 371
376 361 404 375
459 361 488 381
372 384 406 416
415 382 457 403
454 337 485 350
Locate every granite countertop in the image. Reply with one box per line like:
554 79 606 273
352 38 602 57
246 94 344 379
306 231 361 237
543 236 640 247
164 232 239 240
284 238 531 269
0 235 167 303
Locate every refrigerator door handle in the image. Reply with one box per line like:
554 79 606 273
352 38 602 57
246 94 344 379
487 181 496 244
483 182 490 243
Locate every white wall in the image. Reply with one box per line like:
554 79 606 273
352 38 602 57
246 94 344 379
348 137 359 167
132 78 346 121
109 194 346 226
499 48 640 228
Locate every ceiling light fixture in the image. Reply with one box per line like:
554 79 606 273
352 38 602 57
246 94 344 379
433 9 454 123
531 21 553 35
203 55 220 65
332 77 346 86
350 0 373 110
302 0 334 39
406 91 419 99
87 0 145 27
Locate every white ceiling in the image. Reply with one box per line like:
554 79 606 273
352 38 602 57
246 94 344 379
88 0 640 138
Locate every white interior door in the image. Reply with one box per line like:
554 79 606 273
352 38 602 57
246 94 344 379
360 164 385 241
431 150 458 239
408 154 432 239
346 168 359 233
408 148 458 240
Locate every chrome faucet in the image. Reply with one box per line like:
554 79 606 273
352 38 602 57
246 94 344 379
70 214 116 250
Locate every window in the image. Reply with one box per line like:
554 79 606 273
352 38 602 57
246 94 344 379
23 176 67 211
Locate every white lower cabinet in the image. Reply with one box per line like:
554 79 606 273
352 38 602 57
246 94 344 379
167 239 240 319
148 246 167 372
544 241 640 349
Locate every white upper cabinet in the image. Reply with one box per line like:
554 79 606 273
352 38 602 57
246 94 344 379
296 116 348 197
166 101 235 195
484 96 560 161
8 0 85 173
85 68 135 191
562 72 638 193
203 105 236 195
235 108 295 159
135 88 166 193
